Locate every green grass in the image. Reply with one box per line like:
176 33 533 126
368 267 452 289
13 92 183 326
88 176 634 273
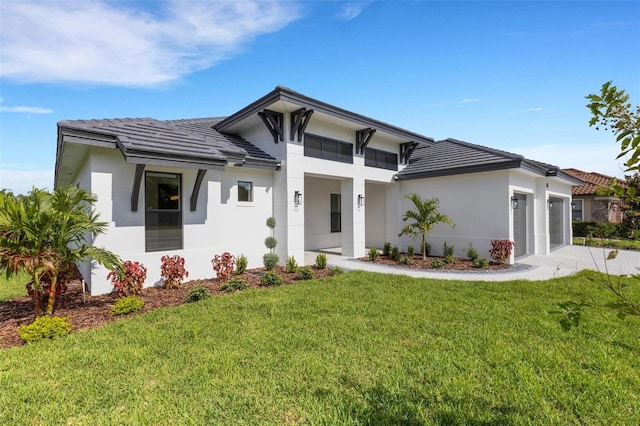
1 271 639 424
0 272 29 302
573 236 640 251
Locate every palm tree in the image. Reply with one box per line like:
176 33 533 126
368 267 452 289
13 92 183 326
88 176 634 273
398 193 455 261
0 187 121 317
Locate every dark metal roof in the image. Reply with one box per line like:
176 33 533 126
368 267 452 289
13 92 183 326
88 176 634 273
396 138 582 184
215 85 436 145
57 117 279 171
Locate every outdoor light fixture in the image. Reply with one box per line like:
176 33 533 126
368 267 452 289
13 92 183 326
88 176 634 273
547 199 553 210
511 195 518 210
358 194 365 207
294 191 302 206
571 202 576 209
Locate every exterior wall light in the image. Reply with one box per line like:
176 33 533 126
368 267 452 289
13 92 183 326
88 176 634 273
357 194 365 207
294 191 302 206
511 195 518 210
547 199 553 210
571 202 576 209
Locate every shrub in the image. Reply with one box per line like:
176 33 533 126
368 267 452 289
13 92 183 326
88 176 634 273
263 253 280 271
330 266 344 276
390 246 400 262
160 255 189 289
383 242 391 257
368 247 379 261
474 257 489 269
430 259 445 269
489 240 514 264
212 252 235 281
266 216 276 229
444 254 455 264
19 316 71 343
465 243 479 261
572 221 622 238
260 271 283 287
185 285 212 302
220 278 247 293
315 253 327 269
107 260 147 297
265 236 278 250
443 241 455 258
407 245 415 256
399 256 414 265
297 267 314 280
286 256 298 273
235 254 248 275
110 296 144 316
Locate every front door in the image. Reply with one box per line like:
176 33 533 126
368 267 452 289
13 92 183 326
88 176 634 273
513 193 527 258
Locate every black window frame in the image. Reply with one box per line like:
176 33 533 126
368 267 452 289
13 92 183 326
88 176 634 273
304 133 353 164
364 147 398 171
238 181 253 202
330 193 341 233
145 171 183 252
572 199 584 221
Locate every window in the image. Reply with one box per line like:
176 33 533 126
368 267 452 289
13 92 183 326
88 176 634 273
238 181 253 202
145 172 182 252
304 134 353 164
331 194 341 233
572 199 583 221
365 147 398 171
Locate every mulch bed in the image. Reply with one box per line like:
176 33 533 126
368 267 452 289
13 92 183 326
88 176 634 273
359 254 512 272
0 266 333 351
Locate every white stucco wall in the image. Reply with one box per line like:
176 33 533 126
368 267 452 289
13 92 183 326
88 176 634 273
79 147 275 295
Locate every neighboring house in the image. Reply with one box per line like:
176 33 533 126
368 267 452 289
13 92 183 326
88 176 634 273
55 86 582 294
562 168 626 223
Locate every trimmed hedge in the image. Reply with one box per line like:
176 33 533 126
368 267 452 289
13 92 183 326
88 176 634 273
572 221 622 238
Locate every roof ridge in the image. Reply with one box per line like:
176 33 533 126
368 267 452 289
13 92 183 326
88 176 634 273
440 138 524 160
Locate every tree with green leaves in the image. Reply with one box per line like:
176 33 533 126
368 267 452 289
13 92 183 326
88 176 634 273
586 81 640 204
398 193 455 261
0 186 121 317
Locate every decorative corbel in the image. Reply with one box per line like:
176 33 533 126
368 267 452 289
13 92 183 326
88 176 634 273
190 169 207 212
290 108 314 142
399 142 419 164
258 109 284 143
356 128 376 155
131 164 145 212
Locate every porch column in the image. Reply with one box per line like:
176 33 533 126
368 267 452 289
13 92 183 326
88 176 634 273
341 177 366 258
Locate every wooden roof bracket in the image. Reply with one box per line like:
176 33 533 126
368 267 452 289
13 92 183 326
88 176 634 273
258 109 284 143
400 142 419 164
290 108 314 142
190 169 207 212
130 163 145 212
356 128 376 155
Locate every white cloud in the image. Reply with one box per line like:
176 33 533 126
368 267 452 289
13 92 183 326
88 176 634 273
0 165 54 195
0 0 301 87
0 98 53 114
461 98 480 104
520 107 543 113
337 1 372 21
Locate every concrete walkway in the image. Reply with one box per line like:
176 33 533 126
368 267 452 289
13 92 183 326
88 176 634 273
305 245 639 281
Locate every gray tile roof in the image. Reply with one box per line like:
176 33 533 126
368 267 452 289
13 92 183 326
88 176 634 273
58 117 278 170
396 138 579 182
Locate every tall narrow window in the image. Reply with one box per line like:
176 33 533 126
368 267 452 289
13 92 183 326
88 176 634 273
572 199 583 221
331 194 341 233
145 172 182 252
238 181 253 202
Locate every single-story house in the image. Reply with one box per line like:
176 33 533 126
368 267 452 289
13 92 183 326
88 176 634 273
562 168 626 223
55 86 583 294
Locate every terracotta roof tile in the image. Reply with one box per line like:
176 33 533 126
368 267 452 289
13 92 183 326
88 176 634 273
562 168 626 195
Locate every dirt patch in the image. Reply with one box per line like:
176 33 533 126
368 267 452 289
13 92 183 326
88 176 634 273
0 266 333 350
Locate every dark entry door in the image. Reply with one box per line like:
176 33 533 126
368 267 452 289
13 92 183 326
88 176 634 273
513 193 527 258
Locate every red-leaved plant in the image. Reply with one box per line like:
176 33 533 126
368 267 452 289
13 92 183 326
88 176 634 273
160 255 189 289
107 260 147 297
489 240 514 264
211 252 235 281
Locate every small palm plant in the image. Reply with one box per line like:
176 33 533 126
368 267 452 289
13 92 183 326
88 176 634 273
398 193 455 261
0 187 121 317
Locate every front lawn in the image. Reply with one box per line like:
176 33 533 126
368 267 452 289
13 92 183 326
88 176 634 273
0 272 28 302
1 271 638 424
573 236 640 251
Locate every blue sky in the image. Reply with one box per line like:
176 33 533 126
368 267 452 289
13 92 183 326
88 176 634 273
1 0 639 194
